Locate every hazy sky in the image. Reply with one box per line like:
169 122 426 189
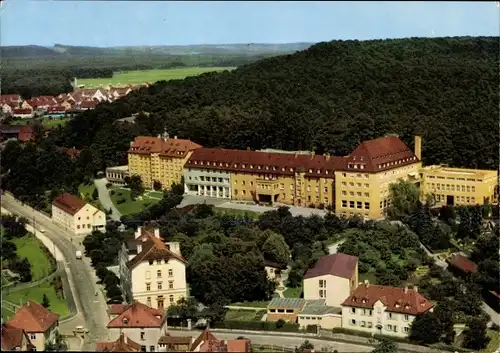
1 1 498 47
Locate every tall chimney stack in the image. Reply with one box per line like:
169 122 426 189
414 136 422 160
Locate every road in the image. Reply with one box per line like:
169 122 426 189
328 239 345 254
168 329 372 352
94 178 122 221
1 193 112 350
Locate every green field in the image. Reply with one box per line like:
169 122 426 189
76 67 235 88
230 301 270 308
11 235 55 281
225 309 266 321
283 287 302 298
110 187 161 216
10 117 71 129
1 282 69 321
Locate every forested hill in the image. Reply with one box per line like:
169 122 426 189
52 36 499 170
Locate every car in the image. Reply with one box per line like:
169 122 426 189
73 326 89 334
39 228 46 233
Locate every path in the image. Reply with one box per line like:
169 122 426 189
94 178 122 221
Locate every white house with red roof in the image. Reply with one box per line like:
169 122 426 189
51 193 106 235
6 300 59 351
0 323 35 351
118 226 188 310
341 281 433 338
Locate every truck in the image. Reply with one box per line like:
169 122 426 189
76 250 82 259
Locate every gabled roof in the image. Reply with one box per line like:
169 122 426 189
107 301 166 328
18 125 35 143
126 228 186 269
107 304 132 316
12 108 32 114
158 333 192 345
7 300 59 333
191 329 218 351
0 94 21 103
304 253 358 280
95 333 141 352
342 283 433 315
52 193 87 215
128 136 202 158
448 254 478 273
0 324 31 351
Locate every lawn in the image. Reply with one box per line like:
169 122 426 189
110 187 161 216
225 309 266 321
11 235 55 280
9 117 70 128
76 67 235 88
213 207 260 219
230 301 269 308
481 329 500 353
78 183 96 200
283 287 302 298
1 281 69 321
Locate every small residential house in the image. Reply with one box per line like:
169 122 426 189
263 259 287 282
266 298 305 323
296 299 342 330
157 333 192 352
341 281 433 338
95 332 141 352
77 88 108 102
1 323 35 351
303 253 359 307
1 103 14 114
6 301 59 351
106 301 168 352
0 94 22 105
51 193 106 235
118 226 188 309
18 125 35 143
11 108 33 119
190 329 251 352
447 253 478 277
106 165 130 186
75 100 98 111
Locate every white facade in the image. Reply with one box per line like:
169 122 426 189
184 167 232 199
51 203 106 235
304 274 354 308
113 324 167 352
26 323 57 351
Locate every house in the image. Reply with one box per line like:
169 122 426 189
157 333 192 352
111 87 132 99
18 125 35 143
118 226 188 309
0 125 21 141
0 94 22 105
263 259 287 282
51 193 106 235
106 301 168 352
6 300 59 351
190 329 251 352
266 298 305 323
76 88 108 102
75 100 98 111
11 108 33 119
341 281 433 338
95 332 141 352
303 253 358 307
1 323 35 351
1 103 14 114
447 253 478 277
297 299 342 330
46 106 68 115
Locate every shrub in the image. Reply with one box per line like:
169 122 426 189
117 198 125 204
332 327 373 338
110 190 115 195
306 325 318 333
106 183 112 188
212 320 299 332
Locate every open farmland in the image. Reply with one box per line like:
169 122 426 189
76 66 235 88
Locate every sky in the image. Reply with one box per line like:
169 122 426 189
1 1 498 47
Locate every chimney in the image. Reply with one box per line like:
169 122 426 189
154 228 160 238
295 152 298 158
310 151 315 159
130 141 134 147
413 286 418 293
325 153 330 161
404 286 408 294
135 226 142 239
414 136 422 160
364 280 369 287
174 136 177 139
166 242 181 256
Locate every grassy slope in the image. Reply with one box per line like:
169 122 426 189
11 235 54 281
77 67 235 88
110 188 161 216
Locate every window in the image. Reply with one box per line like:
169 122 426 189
364 202 370 210
351 308 356 314
140 332 145 340
146 283 151 291
361 321 366 327
169 295 174 303
319 280 326 288
351 319 356 326
368 322 373 328
349 201 355 208
387 324 392 331
141 346 146 352
357 201 362 209
150 346 155 352
324 187 328 193
157 270 162 278
319 290 326 298
168 269 173 277
157 282 162 290
169 281 174 289
30 334 36 340
147 297 151 306
78 217 81 220
404 327 409 333
404 314 409 321
77 225 80 229
145 271 150 280
342 200 347 208
387 313 392 319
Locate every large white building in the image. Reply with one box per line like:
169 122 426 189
341 281 434 338
51 193 106 235
119 226 188 310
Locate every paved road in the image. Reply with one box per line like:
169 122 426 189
94 178 122 221
1 193 111 350
168 329 372 352
328 239 345 254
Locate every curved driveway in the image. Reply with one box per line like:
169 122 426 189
94 179 122 221
1 193 110 350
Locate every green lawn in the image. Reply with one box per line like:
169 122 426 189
11 235 55 281
78 183 96 200
213 207 260 219
283 287 302 298
76 67 235 88
230 301 269 308
481 329 500 353
1 282 69 321
9 117 70 129
225 309 266 321
110 188 161 216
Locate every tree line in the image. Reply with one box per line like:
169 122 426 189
1 215 33 282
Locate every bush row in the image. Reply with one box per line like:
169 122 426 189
212 320 299 332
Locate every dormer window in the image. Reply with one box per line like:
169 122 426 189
309 169 312 173
219 162 222 166
234 164 238 168
250 165 254 169
282 167 285 172
360 165 364 170
194 161 198 165
242 164 246 168
362 299 367 304
200 161 204 165
123 318 129 325
258 165 261 169
317 170 320 174
273 166 276 171
290 168 293 172
395 303 401 308
207 162 210 166
405 305 410 309
149 260 153 265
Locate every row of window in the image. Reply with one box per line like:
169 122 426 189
429 183 475 193
341 200 370 210
350 307 410 321
342 190 370 197
269 308 294 313
349 319 410 333
435 194 475 204
191 160 335 175
427 175 478 182
192 176 230 183
76 224 93 230
145 280 174 291
145 295 175 307
145 269 173 279
341 181 370 188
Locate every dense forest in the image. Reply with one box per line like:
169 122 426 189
46 36 498 170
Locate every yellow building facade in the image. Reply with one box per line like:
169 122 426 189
419 165 498 206
128 135 201 189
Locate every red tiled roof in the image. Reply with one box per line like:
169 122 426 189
128 136 202 158
186 136 418 176
79 100 98 109
342 283 433 315
0 324 31 351
0 94 21 103
226 339 251 352
96 333 141 352
191 329 218 351
18 125 34 142
47 106 67 113
56 147 81 159
126 228 187 269
304 253 358 280
52 193 86 215
107 301 166 328
12 108 32 115
107 304 131 316
158 333 192 345
7 301 59 333
448 254 478 273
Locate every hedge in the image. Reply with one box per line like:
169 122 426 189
213 320 300 332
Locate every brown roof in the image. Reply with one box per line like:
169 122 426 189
126 228 187 269
185 136 418 176
79 100 98 109
0 324 31 350
191 329 218 351
448 254 478 273
304 253 358 279
47 106 67 113
199 338 251 352
226 339 251 352
12 108 32 114
18 125 34 143
7 301 59 333
342 283 433 315
107 301 166 328
128 136 202 158
52 193 86 215
158 333 192 345
0 94 21 103
107 304 132 316
96 333 141 352
57 147 81 159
